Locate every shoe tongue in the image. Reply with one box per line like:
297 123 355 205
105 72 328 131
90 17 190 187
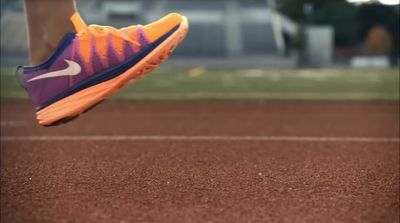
70 12 87 32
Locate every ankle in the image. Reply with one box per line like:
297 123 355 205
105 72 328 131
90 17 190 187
28 22 74 66
28 41 55 66
24 0 77 66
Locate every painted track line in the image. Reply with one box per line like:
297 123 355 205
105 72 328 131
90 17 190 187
1 136 399 143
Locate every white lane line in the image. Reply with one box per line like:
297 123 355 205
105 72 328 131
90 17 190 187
1 136 399 143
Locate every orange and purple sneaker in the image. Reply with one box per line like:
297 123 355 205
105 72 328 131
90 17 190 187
19 12 188 126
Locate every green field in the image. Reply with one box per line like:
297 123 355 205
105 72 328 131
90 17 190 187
1 67 399 101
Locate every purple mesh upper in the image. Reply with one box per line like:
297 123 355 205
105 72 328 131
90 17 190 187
23 28 150 109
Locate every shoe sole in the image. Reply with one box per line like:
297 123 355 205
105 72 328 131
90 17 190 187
36 17 189 126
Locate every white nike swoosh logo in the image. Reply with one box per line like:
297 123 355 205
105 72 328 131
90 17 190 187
27 59 81 82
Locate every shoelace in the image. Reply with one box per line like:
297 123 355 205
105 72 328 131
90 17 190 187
84 25 141 48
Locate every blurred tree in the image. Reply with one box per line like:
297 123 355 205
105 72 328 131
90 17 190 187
292 23 306 51
365 25 393 55
277 0 307 22
358 4 399 58
314 1 359 46
278 0 399 56
278 0 359 46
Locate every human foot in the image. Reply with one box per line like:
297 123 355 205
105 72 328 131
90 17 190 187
20 12 189 126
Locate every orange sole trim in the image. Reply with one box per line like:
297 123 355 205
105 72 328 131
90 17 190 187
36 17 189 126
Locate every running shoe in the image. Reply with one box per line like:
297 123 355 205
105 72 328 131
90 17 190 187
19 12 188 126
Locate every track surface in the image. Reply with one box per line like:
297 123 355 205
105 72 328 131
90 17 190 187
1 101 399 223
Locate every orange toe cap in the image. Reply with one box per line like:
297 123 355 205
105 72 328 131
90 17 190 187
143 13 185 42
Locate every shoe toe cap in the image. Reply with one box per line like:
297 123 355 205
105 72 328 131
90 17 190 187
143 13 185 42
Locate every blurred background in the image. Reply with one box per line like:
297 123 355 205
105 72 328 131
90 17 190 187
1 0 399 101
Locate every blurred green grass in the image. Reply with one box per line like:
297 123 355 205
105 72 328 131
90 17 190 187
1 67 399 101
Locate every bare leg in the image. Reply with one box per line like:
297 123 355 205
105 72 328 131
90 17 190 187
23 0 77 65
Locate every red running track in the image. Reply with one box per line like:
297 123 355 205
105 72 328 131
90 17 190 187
1 101 399 223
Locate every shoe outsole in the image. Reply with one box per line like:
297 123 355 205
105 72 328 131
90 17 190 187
40 17 189 127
